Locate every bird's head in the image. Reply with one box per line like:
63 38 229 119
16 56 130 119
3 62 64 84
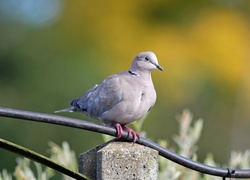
130 51 163 73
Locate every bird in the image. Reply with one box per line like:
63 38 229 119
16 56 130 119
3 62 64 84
55 51 163 142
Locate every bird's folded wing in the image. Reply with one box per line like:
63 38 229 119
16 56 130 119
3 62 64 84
72 75 123 119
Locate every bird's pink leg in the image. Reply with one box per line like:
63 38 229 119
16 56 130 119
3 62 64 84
123 126 140 142
114 123 123 138
113 123 140 142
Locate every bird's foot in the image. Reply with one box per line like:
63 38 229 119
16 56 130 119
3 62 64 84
123 126 140 142
114 123 140 142
115 123 123 139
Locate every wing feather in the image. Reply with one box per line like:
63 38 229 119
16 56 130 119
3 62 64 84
71 75 123 120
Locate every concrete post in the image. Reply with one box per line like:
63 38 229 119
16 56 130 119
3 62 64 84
79 140 158 180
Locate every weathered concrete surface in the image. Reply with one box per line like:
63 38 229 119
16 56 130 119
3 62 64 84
79 141 158 180
79 141 108 179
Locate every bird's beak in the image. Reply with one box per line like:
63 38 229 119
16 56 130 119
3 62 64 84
156 64 163 71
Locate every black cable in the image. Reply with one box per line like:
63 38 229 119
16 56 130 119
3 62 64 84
0 107 250 178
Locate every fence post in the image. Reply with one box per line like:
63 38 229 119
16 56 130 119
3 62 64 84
79 140 158 180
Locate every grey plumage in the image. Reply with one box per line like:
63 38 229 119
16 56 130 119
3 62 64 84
56 51 163 142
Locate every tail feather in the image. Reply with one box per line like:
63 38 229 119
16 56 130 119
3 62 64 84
54 107 76 113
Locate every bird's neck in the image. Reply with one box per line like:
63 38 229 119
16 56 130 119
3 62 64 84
128 68 152 79
128 70 138 76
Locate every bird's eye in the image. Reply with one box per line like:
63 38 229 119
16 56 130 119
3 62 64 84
144 56 149 61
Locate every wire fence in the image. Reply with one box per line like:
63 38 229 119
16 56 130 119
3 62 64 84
0 107 250 179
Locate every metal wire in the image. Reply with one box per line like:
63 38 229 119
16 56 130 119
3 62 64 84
0 107 249 178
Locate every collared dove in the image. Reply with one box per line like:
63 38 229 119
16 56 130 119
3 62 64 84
56 51 163 142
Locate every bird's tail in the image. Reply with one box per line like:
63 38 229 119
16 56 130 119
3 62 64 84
54 107 76 113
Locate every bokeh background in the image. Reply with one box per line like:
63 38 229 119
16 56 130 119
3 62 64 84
1 0 250 172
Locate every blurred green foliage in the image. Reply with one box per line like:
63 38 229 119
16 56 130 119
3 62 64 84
1 0 250 171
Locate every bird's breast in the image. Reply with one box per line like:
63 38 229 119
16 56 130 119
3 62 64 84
100 83 156 125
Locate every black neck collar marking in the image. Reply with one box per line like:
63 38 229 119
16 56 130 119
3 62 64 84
128 70 138 76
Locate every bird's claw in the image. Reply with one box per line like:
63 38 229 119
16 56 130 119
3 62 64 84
115 123 123 139
114 123 140 142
